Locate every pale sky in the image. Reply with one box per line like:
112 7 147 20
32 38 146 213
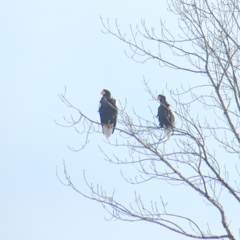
0 0 239 240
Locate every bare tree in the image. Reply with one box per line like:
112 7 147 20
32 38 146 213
57 0 240 239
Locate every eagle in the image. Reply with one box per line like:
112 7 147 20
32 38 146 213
157 94 175 140
99 89 118 138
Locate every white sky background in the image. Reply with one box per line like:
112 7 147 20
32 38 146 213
0 0 239 240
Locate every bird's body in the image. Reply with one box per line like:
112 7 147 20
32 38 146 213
157 94 175 140
99 89 118 138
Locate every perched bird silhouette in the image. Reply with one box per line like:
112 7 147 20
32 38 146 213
99 89 118 138
157 94 175 140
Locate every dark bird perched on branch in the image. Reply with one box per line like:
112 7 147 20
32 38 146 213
99 89 118 138
157 94 175 140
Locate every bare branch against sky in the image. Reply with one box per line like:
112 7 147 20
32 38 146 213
58 0 240 239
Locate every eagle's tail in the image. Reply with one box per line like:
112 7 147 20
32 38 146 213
164 127 173 140
102 124 114 138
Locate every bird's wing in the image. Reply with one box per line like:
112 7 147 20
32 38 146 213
168 105 175 128
157 105 164 127
107 98 118 131
98 101 101 112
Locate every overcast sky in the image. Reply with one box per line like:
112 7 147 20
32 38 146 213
0 0 239 240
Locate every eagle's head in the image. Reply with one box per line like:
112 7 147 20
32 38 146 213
157 94 166 103
101 89 111 97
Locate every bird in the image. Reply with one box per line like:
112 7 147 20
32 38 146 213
99 89 118 138
157 94 175 140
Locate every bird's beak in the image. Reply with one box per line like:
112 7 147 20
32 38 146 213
157 96 161 100
101 91 105 95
